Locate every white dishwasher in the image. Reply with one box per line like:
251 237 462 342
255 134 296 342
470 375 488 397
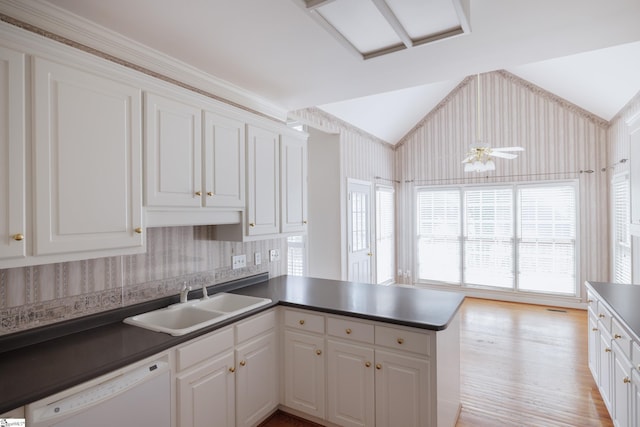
25 353 171 427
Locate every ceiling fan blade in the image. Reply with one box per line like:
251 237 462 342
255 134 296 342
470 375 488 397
492 146 524 152
491 151 518 159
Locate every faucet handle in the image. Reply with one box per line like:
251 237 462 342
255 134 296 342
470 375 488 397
201 283 209 299
180 284 192 303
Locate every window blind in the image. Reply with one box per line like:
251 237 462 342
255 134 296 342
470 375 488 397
287 235 305 276
612 174 632 283
376 186 395 284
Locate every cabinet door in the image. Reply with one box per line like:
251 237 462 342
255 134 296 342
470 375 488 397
632 369 640 427
177 351 235 427
375 349 430 427
0 46 26 261
327 340 375 427
281 134 308 233
246 125 280 236
145 92 202 207
588 315 600 383
612 343 632 427
203 112 245 208
284 330 325 418
599 328 613 412
33 57 143 255
236 330 278 427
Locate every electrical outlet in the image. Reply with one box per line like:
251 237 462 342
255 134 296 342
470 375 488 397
254 252 261 265
269 249 280 262
232 254 246 269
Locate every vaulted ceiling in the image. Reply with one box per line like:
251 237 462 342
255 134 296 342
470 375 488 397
6 0 640 144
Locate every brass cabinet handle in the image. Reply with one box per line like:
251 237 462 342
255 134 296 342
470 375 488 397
316 349 322 356
195 191 202 196
624 377 631 384
134 227 142 234
12 233 24 241
376 364 382 370
345 328 352 335
367 253 373 256
207 192 213 196
587 299 593 303
598 314 605 318
605 348 612 353
249 223 255 227
614 334 622 339
229 367 236 373
299 319 305 325
303 220 308 224
365 361 371 368
592 328 598 332
397 338 404 345
239 360 246 367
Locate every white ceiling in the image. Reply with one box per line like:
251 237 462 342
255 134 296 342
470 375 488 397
29 0 640 143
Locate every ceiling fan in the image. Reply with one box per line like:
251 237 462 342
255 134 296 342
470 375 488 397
462 74 524 173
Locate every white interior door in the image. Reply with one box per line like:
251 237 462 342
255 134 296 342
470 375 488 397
347 180 373 283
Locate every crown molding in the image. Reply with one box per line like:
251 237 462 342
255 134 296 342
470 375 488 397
0 0 288 122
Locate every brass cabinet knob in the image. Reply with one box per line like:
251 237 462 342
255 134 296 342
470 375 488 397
316 349 322 356
12 233 24 241
367 253 373 256
365 361 371 368
249 223 255 227
303 220 308 224
195 191 202 196
599 314 605 318
587 299 593 303
614 334 622 339
605 348 612 353
397 338 404 345
207 192 213 196
345 328 352 335
134 227 143 234
624 377 631 384
299 319 305 325
592 328 598 332
229 367 236 373
376 364 382 370
239 360 246 367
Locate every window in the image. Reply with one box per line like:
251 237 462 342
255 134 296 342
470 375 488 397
416 182 578 296
287 235 306 276
612 174 632 283
376 186 395 284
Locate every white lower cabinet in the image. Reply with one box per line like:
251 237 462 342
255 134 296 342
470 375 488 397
175 309 278 427
587 286 640 427
283 308 456 427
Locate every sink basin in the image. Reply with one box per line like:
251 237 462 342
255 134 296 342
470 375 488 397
124 292 272 336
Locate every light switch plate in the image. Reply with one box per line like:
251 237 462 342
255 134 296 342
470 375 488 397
254 252 261 265
232 254 246 269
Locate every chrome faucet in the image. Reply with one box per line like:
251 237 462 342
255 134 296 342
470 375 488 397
180 284 192 303
201 283 209 299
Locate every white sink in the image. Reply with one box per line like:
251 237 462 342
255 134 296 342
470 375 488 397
124 292 272 336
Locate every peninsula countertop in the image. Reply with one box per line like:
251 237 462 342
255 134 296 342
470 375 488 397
586 281 640 342
0 274 464 414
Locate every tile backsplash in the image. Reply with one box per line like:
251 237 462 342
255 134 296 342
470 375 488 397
0 226 287 335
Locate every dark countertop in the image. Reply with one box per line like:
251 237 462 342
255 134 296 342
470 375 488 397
0 274 464 414
586 281 640 341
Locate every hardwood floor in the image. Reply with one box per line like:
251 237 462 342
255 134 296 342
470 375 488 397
261 298 613 427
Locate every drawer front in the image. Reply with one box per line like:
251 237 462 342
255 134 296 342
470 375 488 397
177 326 234 371
284 308 325 334
611 318 632 360
596 304 612 332
327 316 374 344
375 325 431 356
586 291 598 316
235 309 276 344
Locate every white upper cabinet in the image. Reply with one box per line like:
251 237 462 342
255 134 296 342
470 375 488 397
203 111 245 209
144 92 202 208
0 46 26 262
281 134 308 234
246 125 280 236
32 57 144 255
